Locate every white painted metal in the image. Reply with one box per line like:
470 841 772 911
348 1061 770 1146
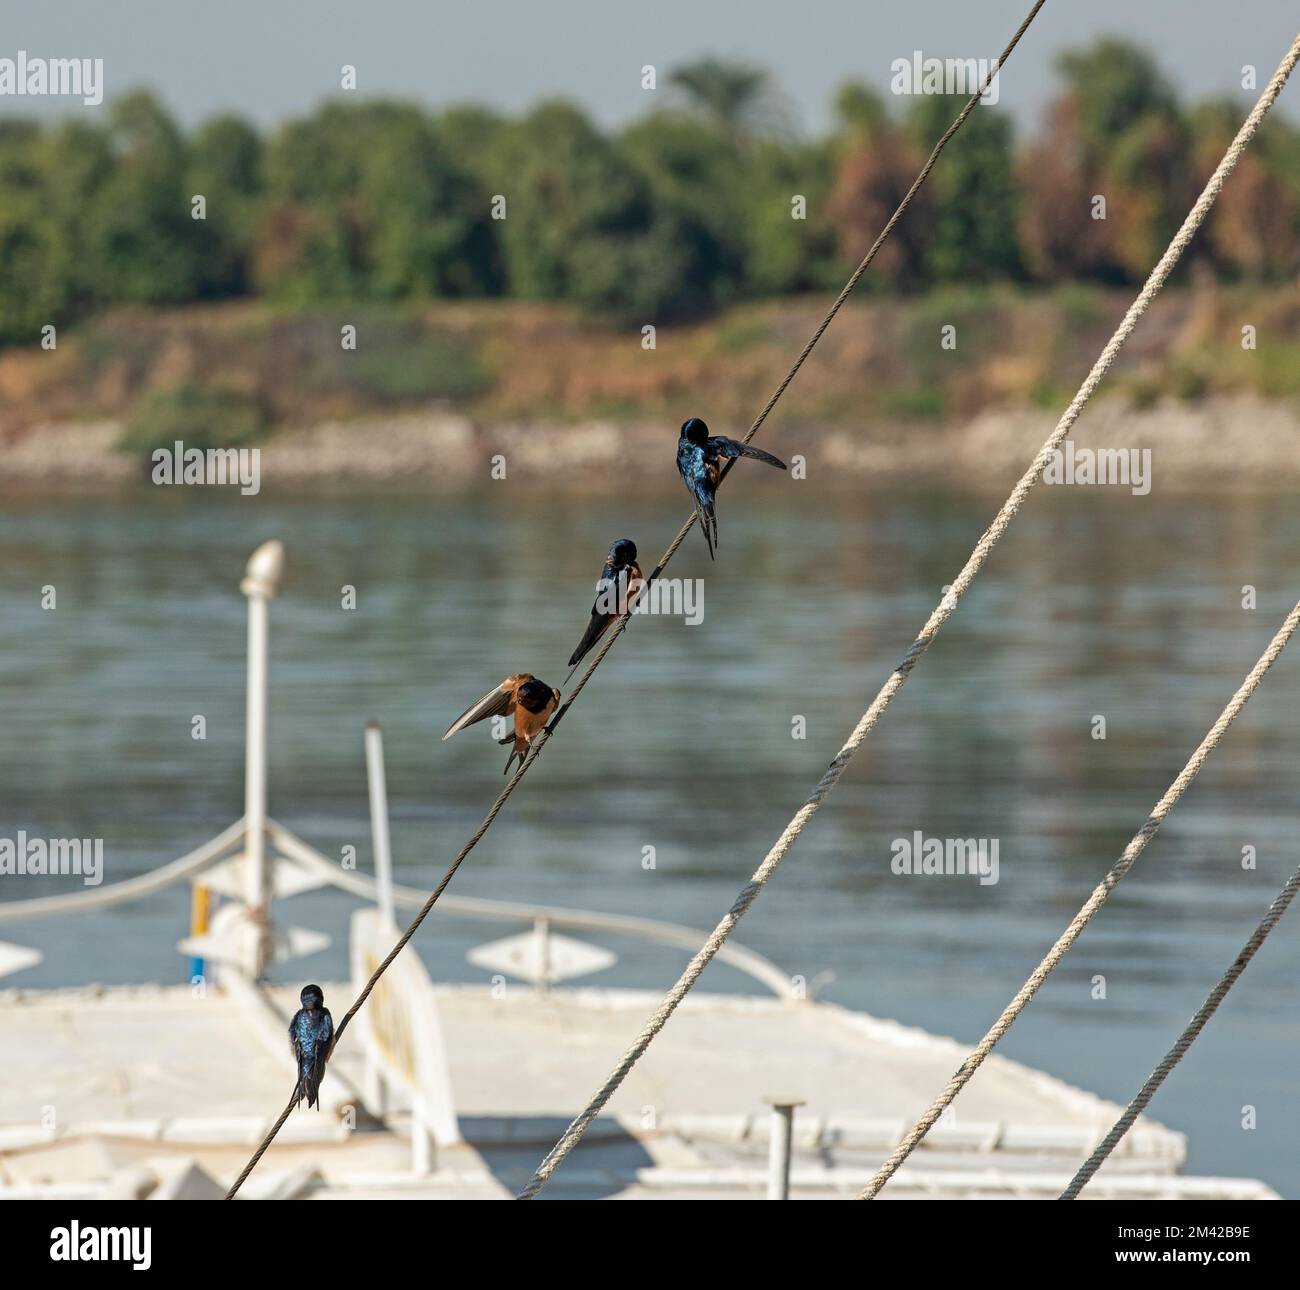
0 941 42 979
466 927 616 987
764 1099 803 1200
364 722 395 930
239 540 283 977
349 908 461 1167
200 853 324 901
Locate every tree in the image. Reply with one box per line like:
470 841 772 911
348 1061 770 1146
486 100 683 321
1034 39 1196 283
620 111 749 312
1056 39 1180 153
1191 101 1300 280
188 114 262 296
84 91 204 304
0 121 70 341
826 117 934 290
668 57 788 138
257 101 493 301
904 93 1021 281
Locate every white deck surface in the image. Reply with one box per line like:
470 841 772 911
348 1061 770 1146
0 981 1276 1200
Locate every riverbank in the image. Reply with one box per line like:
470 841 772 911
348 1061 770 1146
4 394 1298 492
1 285 1297 489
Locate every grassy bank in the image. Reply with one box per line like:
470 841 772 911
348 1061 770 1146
0 284 1297 486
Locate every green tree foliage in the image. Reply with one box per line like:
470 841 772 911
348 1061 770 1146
826 85 934 290
668 57 788 138
86 91 205 304
187 114 262 296
258 101 492 301
482 100 685 322
903 94 1021 282
0 39 1296 348
620 111 749 312
0 121 70 338
1020 38 1196 283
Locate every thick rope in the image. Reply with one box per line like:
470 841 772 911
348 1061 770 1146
222 1 1048 1201
852 608 1300 1206
1061 860 1300 1200
857 36 1300 1201
518 31 1300 1201
860 599 1300 1198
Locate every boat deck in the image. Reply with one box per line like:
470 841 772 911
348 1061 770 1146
0 981 1276 1199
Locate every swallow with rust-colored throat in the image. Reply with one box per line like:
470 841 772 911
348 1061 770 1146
566 538 644 682
443 672 561 774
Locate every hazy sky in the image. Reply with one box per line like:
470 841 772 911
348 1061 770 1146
3 1 1297 132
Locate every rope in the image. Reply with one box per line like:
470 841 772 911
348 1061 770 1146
222 0 1048 1201
1060 860 1300 1200
857 35 1300 1200
859 598 1300 1199
224 758 533 1198
518 30 1300 1201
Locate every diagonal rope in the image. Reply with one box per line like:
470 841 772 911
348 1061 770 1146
857 36 1300 1200
860 598 1300 1199
1060 859 1300 1201
518 30 1300 1201
222 0 1049 1201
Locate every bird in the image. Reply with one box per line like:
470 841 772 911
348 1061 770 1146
442 673 561 774
676 417 785 559
288 984 333 1111
566 538 644 681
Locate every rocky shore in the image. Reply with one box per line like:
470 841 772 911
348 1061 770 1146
3 393 1297 492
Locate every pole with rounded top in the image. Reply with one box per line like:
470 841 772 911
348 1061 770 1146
239 540 284 978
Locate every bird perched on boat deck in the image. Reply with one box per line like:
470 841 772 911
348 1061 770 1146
675 417 786 559
289 984 333 1111
442 672 561 774
566 538 644 680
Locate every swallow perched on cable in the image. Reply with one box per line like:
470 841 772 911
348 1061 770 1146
289 984 333 1111
566 539 644 681
676 417 786 559
442 672 561 774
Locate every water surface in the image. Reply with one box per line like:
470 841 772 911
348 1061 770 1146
2 476 1298 1194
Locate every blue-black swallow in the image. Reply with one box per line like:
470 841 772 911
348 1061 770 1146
676 417 785 558
289 984 333 1111
566 539 644 680
442 673 561 773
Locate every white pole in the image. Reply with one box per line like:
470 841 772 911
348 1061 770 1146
240 541 284 978
365 722 395 930
765 1099 803 1200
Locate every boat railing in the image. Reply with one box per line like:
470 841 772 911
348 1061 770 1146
0 540 798 1001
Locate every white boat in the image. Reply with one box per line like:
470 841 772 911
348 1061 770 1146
0 544 1277 1201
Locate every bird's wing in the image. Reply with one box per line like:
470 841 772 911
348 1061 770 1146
678 443 718 558
442 677 522 740
709 437 786 469
589 560 618 615
568 610 612 668
683 457 715 511
288 1012 302 1059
